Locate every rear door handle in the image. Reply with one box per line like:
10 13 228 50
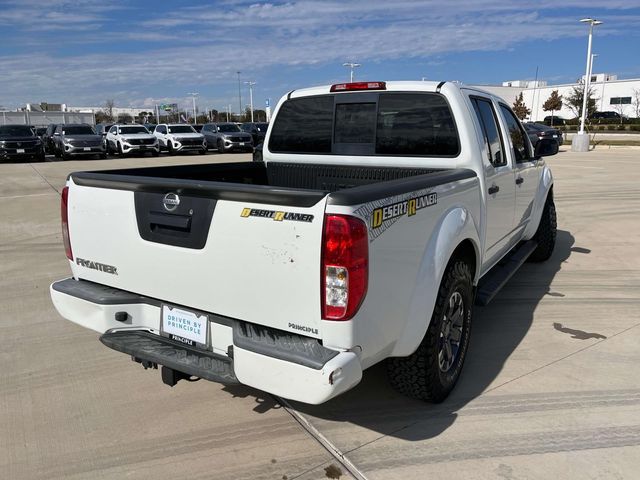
516 177 524 185
488 185 500 195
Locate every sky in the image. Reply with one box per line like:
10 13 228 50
0 0 639 113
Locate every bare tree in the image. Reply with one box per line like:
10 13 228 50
632 89 640 119
611 100 626 124
104 99 115 121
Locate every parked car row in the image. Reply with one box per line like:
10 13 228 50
1 121 269 163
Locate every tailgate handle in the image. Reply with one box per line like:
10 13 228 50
148 211 192 232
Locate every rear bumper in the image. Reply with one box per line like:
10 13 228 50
50 278 362 404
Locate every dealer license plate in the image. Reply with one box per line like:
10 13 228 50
16 149 25 153
552 135 558 138
83 147 91 151
161 305 208 346
239 142 245 146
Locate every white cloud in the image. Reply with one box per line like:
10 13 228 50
1 0 639 108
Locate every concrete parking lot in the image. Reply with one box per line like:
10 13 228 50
1 148 639 479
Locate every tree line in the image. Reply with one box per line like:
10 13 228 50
511 82 640 124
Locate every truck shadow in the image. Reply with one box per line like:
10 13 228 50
287 229 577 441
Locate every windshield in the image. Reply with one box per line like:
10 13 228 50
0 125 35 136
218 124 241 133
119 126 149 134
62 126 95 135
168 125 195 133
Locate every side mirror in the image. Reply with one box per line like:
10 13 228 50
534 138 558 158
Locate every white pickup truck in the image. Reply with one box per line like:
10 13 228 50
51 81 558 405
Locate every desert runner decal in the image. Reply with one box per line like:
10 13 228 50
240 208 314 223
354 188 438 241
372 192 437 228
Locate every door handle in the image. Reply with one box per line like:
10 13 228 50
488 185 500 195
516 177 524 185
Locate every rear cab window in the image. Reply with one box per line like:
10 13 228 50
268 93 460 157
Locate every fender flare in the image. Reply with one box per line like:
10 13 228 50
391 206 481 357
523 164 554 240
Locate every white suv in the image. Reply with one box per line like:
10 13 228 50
106 124 159 157
153 124 207 155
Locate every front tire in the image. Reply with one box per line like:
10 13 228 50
168 142 175 155
387 259 473 403
528 195 557 263
217 139 225 153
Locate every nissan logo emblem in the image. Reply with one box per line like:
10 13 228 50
163 192 180 212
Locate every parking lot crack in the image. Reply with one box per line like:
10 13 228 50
29 163 60 195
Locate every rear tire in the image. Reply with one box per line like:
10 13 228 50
387 259 473 403
528 195 557 263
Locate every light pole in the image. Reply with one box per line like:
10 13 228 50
244 81 256 122
578 18 602 135
236 71 242 120
187 92 199 124
573 18 602 152
343 62 361 82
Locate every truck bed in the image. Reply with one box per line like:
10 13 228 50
71 161 473 207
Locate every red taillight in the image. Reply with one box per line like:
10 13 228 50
321 214 369 321
330 81 386 92
61 186 73 260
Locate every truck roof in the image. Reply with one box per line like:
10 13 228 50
288 80 499 101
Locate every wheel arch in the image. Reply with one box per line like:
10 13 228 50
390 206 481 357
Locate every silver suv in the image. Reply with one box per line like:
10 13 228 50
202 123 253 153
52 124 106 160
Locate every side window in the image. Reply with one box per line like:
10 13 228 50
109 126 117 134
471 97 505 167
499 105 530 162
158 126 166 134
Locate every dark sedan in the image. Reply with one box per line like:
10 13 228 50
0 124 45 162
240 122 268 146
524 123 563 147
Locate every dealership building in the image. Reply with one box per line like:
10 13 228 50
479 73 640 121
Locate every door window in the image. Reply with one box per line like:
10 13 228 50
471 97 505 167
499 104 531 162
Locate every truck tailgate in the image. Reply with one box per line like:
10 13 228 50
67 180 327 338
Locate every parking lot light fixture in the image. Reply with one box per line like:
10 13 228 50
237 72 242 119
187 93 199 124
573 18 603 152
244 81 256 123
578 18 602 135
343 62 361 82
